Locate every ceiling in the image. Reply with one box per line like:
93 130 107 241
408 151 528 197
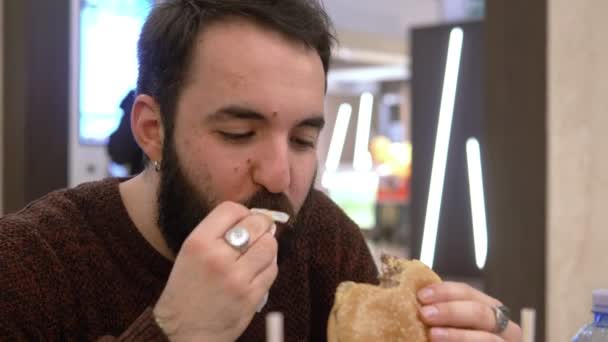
323 0 445 54
323 0 444 67
323 0 442 43
322 0 443 85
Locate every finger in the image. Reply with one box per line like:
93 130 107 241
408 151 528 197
246 252 279 307
192 201 251 239
419 300 496 332
421 302 522 341
418 281 502 307
497 321 522 342
238 232 278 282
250 208 290 224
244 211 277 243
429 327 504 342
179 202 251 260
225 211 274 244
216 208 274 262
223 212 274 260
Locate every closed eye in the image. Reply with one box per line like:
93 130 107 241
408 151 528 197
218 131 255 142
291 137 315 149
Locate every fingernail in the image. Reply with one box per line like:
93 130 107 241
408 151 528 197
418 288 434 301
420 305 438 319
250 208 290 223
270 224 277 236
430 328 448 341
267 210 289 223
256 292 269 313
250 208 270 218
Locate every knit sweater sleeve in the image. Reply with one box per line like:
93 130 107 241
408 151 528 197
0 214 167 341
96 307 168 341
0 217 78 339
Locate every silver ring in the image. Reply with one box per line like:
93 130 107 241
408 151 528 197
224 226 250 252
492 305 510 334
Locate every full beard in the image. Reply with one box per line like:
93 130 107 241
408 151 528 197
157 139 314 262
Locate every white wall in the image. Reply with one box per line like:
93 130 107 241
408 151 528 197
547 0 608 340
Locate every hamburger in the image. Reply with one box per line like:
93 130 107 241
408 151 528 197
327 255 441 341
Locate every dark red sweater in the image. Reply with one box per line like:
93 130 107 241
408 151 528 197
0 178 378 341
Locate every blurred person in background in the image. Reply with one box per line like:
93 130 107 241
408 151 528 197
108 90 145 175
0 0 521 341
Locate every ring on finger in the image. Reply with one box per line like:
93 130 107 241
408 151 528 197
224 226 250 252
492 305 511 334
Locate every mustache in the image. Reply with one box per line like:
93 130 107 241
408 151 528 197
243 189 299 265
244 189 296 226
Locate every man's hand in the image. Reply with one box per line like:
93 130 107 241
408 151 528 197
153 201 278 342
417 282 522 341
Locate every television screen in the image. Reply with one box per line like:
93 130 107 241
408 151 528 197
78 0 152 144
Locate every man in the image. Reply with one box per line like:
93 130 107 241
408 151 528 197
0 0 521 341
108 90 145 175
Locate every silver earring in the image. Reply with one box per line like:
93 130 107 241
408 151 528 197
153 160 161 172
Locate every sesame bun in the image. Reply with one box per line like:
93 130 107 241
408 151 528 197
328 255 441 341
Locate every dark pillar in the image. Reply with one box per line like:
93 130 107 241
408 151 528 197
483 1 547 340
410 21 485 278
3 0 69 213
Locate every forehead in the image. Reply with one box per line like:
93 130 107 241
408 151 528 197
178 18 326 119
193 17 323 75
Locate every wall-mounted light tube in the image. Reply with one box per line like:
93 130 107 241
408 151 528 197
420 27 464 268
353 92 374 172
466 137 488 270
325 103 352 172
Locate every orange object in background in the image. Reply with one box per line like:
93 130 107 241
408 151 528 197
377 175 410 203
370 136 412 203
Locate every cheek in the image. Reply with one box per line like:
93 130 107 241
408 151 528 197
175 135 245 198
192 159 249 195
289 156 317 207
177 137 207 177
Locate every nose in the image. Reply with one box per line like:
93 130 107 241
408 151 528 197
251 137 291 194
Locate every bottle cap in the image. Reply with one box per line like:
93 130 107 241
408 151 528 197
592 289 608 313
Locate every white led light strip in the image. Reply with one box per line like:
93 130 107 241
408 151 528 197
420 27 464 268
466 138 488 269
353 92 374 172
325 103 352 173
322 103 352 188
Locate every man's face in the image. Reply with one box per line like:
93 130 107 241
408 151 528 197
157 19 326 253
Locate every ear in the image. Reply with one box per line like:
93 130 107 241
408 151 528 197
131 94 164 163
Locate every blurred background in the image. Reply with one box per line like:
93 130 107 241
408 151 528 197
2 0 607 340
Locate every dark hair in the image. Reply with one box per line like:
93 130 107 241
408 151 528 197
136 0 335 140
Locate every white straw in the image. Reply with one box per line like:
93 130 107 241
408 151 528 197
265 311 284 342
521 308 536 342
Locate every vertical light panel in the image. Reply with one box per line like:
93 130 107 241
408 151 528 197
322 103 352 188
420 27 464 268
353 92 374 172
466 138 488 269
325 103 352 172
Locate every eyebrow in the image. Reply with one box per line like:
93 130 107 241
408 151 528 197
206 106 266 122
297 116 325 130
207 105 325 130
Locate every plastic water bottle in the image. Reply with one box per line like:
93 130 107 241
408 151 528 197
572 289 608 341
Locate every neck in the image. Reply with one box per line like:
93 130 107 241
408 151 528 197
119 170 175 260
